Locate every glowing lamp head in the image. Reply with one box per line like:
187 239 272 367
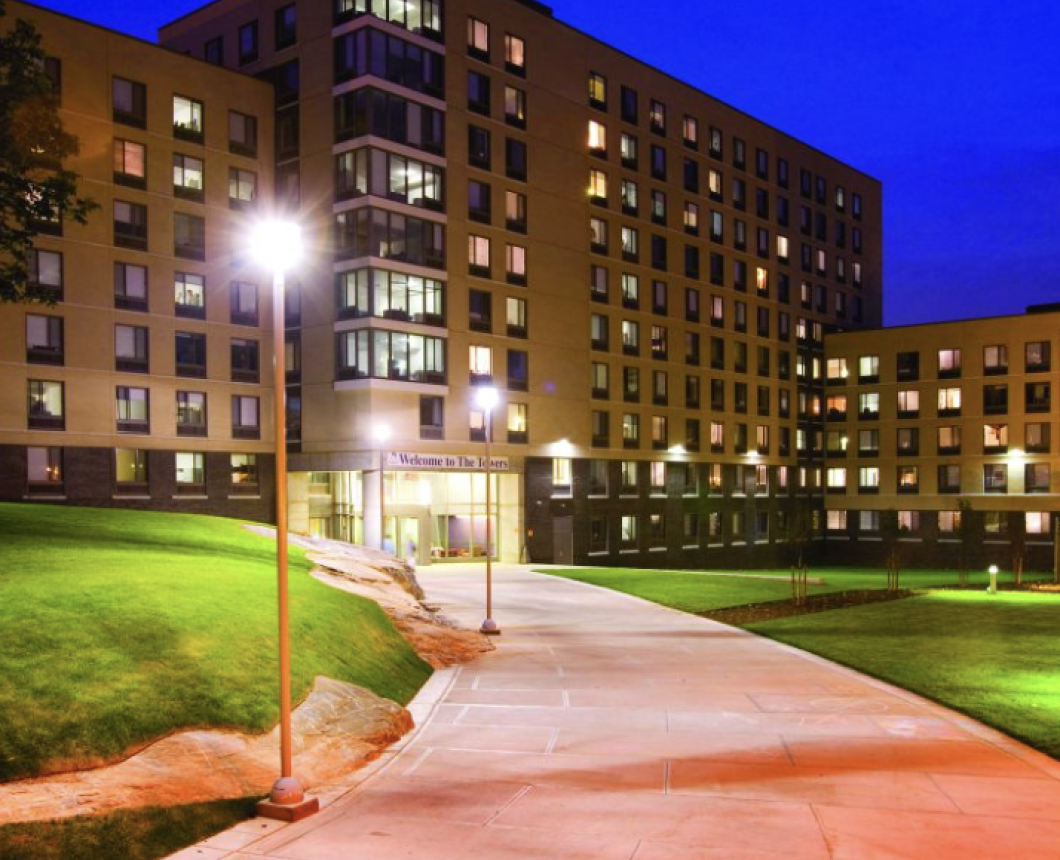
988 565 999 575
373 423 391 444
475 386 499 412
250 220 303 272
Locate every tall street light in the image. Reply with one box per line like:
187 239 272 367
374 423 391 552
476 386 501 635
250 220 319 822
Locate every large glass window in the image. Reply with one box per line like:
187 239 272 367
176 391 207 437
335 88 445 154
337 268 445 325
338 329 447 383
334 208 445 268
335 0 443 40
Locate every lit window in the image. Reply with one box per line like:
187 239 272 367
938 348 961 375
588 120 607 154
552 457 572 490
826 358 848 381
469 345 493 378
827 510 847 531
588 72 607 108
467 17 490 58
826 467 847 489
589 169 608 202
504 34 525 71
173 95 204 140
468 235 491 271
858 354 879 379
682 115 698 145
938 387 962 413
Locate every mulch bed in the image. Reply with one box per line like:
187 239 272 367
702 589 916 627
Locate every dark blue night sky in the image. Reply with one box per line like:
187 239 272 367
24 0 1060 327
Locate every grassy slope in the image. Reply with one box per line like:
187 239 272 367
0 503 432 781
0 799 257 860
540 566 1043 613
747 591 1060 760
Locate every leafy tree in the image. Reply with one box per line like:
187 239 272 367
784 497 814 605
0 0 97 304
881 508 901 591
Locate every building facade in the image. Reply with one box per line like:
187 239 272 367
0 2 279 520
822 307 1060 570
158 0 883 566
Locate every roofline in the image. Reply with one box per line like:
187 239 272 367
547 9 881 184
828 309 1060 339
158 0 880 184
9 0 267 80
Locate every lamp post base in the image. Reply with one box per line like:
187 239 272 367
256 777 320 822
480 617 501 636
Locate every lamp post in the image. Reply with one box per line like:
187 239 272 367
374 423 391 553
250 220 318 822
476 386 501 635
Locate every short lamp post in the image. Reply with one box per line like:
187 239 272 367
477 386 501 635
250 220 319 822
988 564 999 595
374 424 391 553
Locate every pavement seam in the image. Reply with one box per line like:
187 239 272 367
809 803 838 858
529 568 1060 783
481 783 534 827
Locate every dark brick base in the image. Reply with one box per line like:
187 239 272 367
0 445 275 523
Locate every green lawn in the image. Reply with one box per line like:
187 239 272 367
747 591 1060 760
0 799 256 860
0 502 432 781
539 566 1043 614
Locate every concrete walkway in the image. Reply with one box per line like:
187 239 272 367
177 564 1060 859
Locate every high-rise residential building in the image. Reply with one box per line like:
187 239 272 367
2 0 891 568
158 0 883 566
823 306 1060 570
0 1 278 521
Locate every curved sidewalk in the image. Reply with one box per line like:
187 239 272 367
187 564 1060 860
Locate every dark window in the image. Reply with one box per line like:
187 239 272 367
420 395 445 440
469 289 492 332
468 180 492 223
174 212 206 260
468 70 490 115
468 125 491 169
231 338 260 384
620 85 638 123
275 3 297 49
113 200 147 250
508 350 529 391
275 60 300 106
112 77 146 127
239 20 259 65
204 36 224 65
176 332 207 377
506 138 527 181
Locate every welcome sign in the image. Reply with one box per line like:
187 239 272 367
385 452 511 471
